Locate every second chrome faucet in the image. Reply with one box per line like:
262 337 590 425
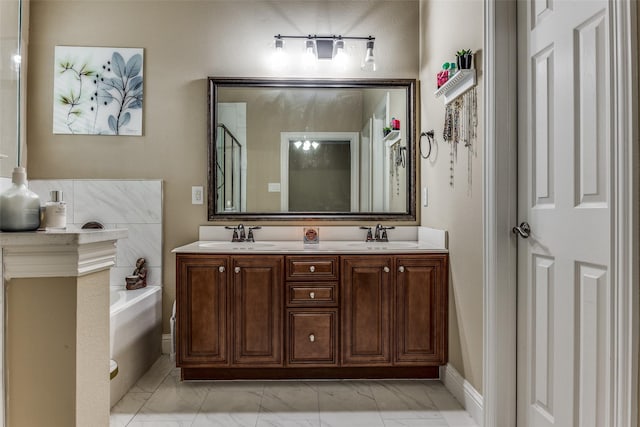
360 224 395 242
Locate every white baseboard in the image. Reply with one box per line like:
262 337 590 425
440 363 484 427
161 334 172 355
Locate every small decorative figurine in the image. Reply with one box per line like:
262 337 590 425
125 257 148 290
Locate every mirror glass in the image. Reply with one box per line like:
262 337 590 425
0 0 22 177
208 78 416 221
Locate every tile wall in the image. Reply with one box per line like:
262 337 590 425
29 180 163 287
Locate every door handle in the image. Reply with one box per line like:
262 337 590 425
512 222 531 239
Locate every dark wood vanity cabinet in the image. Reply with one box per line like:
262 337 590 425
341 254 448 367
395 255 448 365
176 251 447 379
176 255 229 367
232 256 283 366
341 256 393 366
176 254 282 368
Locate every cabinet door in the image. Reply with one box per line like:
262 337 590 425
176 255 228 367
395 255 448 365
232 256 283 366
341 256 392 366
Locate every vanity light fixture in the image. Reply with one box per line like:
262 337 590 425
274 34 376 71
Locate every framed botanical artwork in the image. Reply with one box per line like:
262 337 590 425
53 46 143 136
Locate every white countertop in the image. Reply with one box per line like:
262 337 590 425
173 240 447 254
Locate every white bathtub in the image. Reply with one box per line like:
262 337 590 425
110 285 162 407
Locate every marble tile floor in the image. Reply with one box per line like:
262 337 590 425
111 356 479 427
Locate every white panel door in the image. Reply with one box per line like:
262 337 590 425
517 1 612 427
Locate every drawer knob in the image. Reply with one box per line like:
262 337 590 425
398 266 405 273
383 266 390 273
309 334 315 342
219 266 225 273
309 291 315 299
309 265 316 273
234 267 241 274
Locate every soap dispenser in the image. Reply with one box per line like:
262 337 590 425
0 167 41 231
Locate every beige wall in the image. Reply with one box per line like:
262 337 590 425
419 0 484 391
26 0 419 333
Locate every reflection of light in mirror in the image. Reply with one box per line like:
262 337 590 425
12 53 21 72
303 140 311 151
294 140 302 149
311 141 319 149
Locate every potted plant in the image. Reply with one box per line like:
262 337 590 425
456 49 473 70
383 126 392 136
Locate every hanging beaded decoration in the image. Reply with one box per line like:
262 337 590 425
443 103 455 186
442 87 478 189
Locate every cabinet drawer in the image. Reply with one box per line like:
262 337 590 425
286 309 338 366
286 283 338 307
286 256 338 280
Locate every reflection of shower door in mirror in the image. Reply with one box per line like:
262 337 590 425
280 132 359 212
359 118 372 211
371 93 389 211
217 103 247 212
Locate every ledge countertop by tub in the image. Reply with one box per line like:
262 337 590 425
0 228 128 246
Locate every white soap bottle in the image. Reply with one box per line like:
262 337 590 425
0 167 41 231
45 190 67 230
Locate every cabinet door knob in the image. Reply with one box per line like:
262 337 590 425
309 334 315 342
309 265 316 273
219 266 226 273
309 291 315 299
234 267 241 274
383 266 390 273
398 266 405 273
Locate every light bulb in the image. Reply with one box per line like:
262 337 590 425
311 141 319 149
333 40 347 69
361 40 376 72
302 39 317 69
303 140 311 151
271 38 287 69
294 140 302 149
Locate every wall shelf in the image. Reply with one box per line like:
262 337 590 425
434 69 477 105
383 130 400 143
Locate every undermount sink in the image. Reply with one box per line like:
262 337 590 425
198 241 276 249
346 241 419 250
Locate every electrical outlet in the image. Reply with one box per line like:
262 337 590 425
192 186 203 205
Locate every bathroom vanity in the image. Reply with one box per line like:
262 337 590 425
173 238 447 380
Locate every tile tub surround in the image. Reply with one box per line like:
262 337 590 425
29 179 163 286
111 355 479 427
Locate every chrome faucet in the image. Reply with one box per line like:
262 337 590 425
246 226 261 242
225 224 261 242
225 224 245 242
361 225 395 242
360 226 374 242
374 224 395 242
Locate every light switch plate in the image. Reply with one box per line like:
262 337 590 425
192 186 204 204
422 187 428 207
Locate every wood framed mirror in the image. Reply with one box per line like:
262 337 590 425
208 77 416 221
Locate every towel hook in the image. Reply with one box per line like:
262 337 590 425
419 130 435 159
